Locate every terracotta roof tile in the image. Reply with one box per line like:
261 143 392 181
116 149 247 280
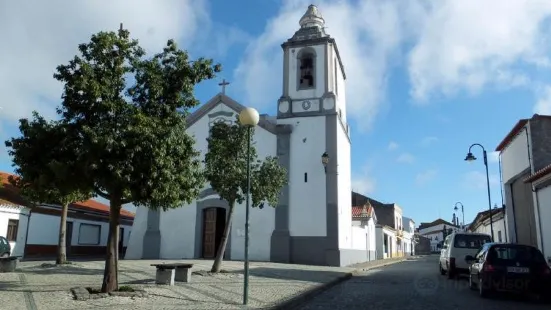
524 163 551 183
352 205 374 218
1 171 134 219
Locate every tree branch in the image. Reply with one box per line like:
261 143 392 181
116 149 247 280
94 187 111 200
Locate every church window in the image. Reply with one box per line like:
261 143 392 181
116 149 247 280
304 173 308 183
297 48 316 89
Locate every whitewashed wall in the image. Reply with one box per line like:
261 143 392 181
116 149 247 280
470 216 507 242
27 213 132 247
337 119 352 249
282 115 327 237
0 205 30 257
501 127 531 183
124 206 148 259
151 102 276 261
350 226 367 250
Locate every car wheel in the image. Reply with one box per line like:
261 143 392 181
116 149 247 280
439 263 446 275
478 278 489 298
447 265 455 279
468 274 476 290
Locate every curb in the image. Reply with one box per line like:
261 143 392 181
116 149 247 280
269 258 407 310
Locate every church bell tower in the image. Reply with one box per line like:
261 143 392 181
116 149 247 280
272 5 353 267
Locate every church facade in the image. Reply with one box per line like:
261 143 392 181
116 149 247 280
125 5 368 267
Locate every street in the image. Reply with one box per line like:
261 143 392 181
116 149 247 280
296 255 549 310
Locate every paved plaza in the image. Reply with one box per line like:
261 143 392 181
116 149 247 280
0 257 407 309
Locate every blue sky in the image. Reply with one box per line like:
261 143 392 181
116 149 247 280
2 0 551 226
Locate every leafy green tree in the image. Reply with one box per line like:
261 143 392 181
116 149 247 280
52 26 220 292
204 120 287 273
5 113 92 265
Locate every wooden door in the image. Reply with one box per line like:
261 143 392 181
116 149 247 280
119 227 125 259
202 208 217 258
66 222 73 256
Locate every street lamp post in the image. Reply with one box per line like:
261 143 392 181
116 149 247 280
454 202 465 231
238 107 260 306
464 143 494 241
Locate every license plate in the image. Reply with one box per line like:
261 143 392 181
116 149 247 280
507 267 529 273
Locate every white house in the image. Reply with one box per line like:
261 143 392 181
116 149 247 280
418 219 460 252
126 5 371 267
467 208 507 242
402 216 415 256
351 203 377 261
0 172 134 259
495 114 551 263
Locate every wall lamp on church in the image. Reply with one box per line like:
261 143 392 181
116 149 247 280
321 152 329 173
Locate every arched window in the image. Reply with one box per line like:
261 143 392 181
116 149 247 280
297 48 316 89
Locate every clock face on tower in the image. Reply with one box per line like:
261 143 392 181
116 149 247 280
302 100 311 110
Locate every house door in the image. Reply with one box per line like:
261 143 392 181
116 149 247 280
202 207 227 259
66 222 73 256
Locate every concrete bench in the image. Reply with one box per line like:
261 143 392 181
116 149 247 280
151 263 193 285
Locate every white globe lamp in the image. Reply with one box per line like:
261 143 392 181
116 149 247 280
239 107 260 126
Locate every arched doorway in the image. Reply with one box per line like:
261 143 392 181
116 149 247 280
202 207 227 259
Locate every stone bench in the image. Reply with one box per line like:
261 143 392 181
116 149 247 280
0 256 18 273
151 263 193 285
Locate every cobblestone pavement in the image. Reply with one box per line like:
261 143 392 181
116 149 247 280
0 257 407 309
296 255 550 310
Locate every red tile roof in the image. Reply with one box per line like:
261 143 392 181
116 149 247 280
524 164 551 183
495 114 551 152
352 204 374 218
0 172 134 218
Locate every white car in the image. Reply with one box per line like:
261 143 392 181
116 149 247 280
439 232 492 279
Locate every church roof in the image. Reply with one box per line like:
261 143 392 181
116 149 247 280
185 92 282 134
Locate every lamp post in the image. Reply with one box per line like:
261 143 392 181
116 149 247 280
238 107 260 306
454 202 465 231
464 143 494 241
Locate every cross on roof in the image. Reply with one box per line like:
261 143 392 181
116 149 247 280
218 79 230 94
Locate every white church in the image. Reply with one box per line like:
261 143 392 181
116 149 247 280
126 5 369 267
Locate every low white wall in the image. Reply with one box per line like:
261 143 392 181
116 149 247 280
27 213 132 247
350 226 367 250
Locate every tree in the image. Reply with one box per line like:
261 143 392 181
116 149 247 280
5 113 92 265
204 120 287 273
52 26 220 292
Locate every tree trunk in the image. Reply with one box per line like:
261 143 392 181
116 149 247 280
56 202 70 265
101 195 121 293
211 202 235 273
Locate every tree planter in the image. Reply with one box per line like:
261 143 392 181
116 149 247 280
0 256 18 273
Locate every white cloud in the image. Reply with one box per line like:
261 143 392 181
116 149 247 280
462 171 499 190
397 152 415 164
415 169 437 186
421 136 438 146
534 85 551 115
352 163 376 195
408 0 551 103
0 0 237 124
233 0 414 131
488 151 500 163
388 141 399 151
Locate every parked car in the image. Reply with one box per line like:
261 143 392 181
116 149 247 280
466 243 551 299
439 232 492 279
0 236 11 257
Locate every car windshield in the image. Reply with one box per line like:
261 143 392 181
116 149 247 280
453 234 491 249
487 245 546 265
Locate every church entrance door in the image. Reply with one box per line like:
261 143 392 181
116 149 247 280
202 207 227 259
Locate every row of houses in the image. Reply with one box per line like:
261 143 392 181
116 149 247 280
0 172 135 259
350 192 418 260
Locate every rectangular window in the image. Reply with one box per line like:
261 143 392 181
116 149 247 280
6 219 19 242
78 223 101 245
304 173 308 183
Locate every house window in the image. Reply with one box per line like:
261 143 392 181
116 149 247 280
78 223 101 245
498 230 502 242
298 48 316 89
6 219 19 242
